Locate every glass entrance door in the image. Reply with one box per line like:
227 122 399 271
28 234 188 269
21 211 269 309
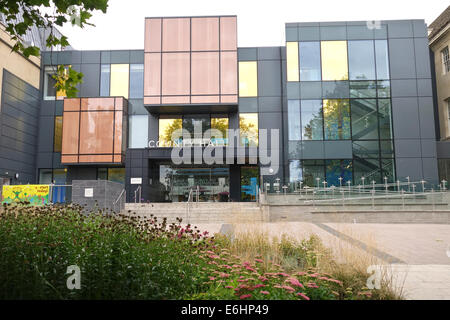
159 165 230 202
240 166 259 202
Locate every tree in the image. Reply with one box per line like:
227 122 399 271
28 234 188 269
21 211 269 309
0 0 109 97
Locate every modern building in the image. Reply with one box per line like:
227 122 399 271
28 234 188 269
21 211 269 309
1 15 440 203
429 6 450 182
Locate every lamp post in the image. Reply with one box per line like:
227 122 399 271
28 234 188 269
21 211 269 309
322 181 328 190
372 180 376 191
420 180 426 193
316 177 320 190
338 177 343 188
384 177 388 194
361 177 365 191
406 176 410 193
347 180 351 193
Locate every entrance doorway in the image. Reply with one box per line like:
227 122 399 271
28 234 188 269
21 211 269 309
158 165 230 202
240 166 259 202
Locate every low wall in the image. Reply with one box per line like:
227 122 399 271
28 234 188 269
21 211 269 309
72 180 124 214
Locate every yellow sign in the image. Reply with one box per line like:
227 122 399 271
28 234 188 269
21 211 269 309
2 185 50 205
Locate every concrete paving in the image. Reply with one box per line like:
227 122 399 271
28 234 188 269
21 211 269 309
195 222 450 300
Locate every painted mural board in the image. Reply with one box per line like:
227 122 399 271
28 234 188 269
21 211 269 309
2 185 50 205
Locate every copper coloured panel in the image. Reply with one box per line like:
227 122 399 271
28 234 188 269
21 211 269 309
145 18 161 53
79 155 114 163
144 96 161 105
61 111 80 156
191 52 219 95
221 51 238 95
161 52 190 96
115 98 123 111
64 98 80 112
162 18 190 52
220 17 237 51
144 53 161 96
221 95 238 104
81 97 115 111
161 96 190 104
192 17 219 51
61 155 78 163
191 96 220 104
114 155 123 163
114 111 123 154
79 111 114 155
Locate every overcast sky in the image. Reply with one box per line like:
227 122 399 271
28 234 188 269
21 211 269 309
59 0 449 50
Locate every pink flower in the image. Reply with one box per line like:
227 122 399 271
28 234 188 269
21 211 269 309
286 278 304 288
245 266 257 273
220 273 230 278
225 286 234 289
326 279 343 286
306 282 319 288
222 265 233 270
278 272 290 277
297 292 310 300
253 284 266 289
209 276 216 281
258 276 269 282
255 258 263 263
240 294 252 300
282 285 295 293
296 272 307 276
260 291 270 295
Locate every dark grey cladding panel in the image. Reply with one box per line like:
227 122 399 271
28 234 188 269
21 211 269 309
149 113 159 142
55 100 63 116
387 21 414 38
80 64 100 97
391 79 418 97
412 20 428 38
299 141 325 159
101 51 111 64
286 27 298 41
40 100 55 116
391 97 420 139
395 158 423 181
37 116 55 153
0 70 40 183
239 98 258 112
42 51 58 65
417 79 432 97
36 152 53 168
422 158 438 185
418 97 436 140
130 50 145 64
257 47 281 61
347 25 375 40
259 112 283 151
388 38 416 79
320 26 347 40
238 48 257 61
81 51 101 64
258 97 282 113
298 26 320 41
128 99 147 115
414 38 432 78
111 50 130 64
394 139 422 158
436 141 450 158
421 140 437 158
300 82 322 99
287 82 300 99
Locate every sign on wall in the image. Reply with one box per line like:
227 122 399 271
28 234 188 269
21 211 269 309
1 185 50 205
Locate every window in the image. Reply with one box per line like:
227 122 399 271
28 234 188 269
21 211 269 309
110 64 129 98
129 64 144 98
348 40 376 80
159 117 182 147
303 160 325 187
54 116 63 152
323 99 351 140
442 46 450 74
240 166 259 202
301 100 323 141
38 169 67 184
375 40 390 80
299 42 321 81
326 160 352 187
286 42 299 82
43 66 67 100
211 116 229 146
288 100 301 140
350 81 377 98
129 115 149 148
107 168 125 184
239 113 259 147
239 61 258 97
378 99 393 140
39 169 53 184
100 64 111 97
351 99 379 140
321 41 348 81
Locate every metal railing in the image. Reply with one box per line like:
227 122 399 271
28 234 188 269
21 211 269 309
113 189 126 213
134 186 142 204
185 186 200 224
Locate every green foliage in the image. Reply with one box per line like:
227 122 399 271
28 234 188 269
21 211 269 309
0 0 109 97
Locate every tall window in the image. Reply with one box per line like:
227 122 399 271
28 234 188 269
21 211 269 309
211 116 229 146
301 100 323 140
100 64 111 97
321 41 348 81
129 115 149 148
159 117 182 147
53 116 63 152
43 66 67 100
239 61 258 97
299 42 321 81
323 99 351 140
348 40 376 80
442 46 450 74
239 113 259 147
286 42 299 82
129 64 144 98
288 100 301 140
110 64 130 98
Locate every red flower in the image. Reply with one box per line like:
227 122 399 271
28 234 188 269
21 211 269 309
297 292 310 300
240 294 252 300
286 277 304 288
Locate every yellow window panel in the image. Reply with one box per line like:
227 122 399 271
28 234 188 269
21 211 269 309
321 41 349 81
110 64 130 99
239 61 258 97
239 113 259 147
286 42 299 82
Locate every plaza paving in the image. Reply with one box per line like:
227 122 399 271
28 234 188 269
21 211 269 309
196 222 450 300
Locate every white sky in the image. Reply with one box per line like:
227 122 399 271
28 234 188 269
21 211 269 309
59 0 449 50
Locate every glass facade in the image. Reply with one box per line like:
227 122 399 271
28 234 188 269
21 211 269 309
239 61 258 97
301 100 323 141
129 64 144 98
286 42 299 82
159 117 182 146
110 64 130 98
239 113 259 147
129 115 149 148
241 166 259 202
299 42 321 81
323 99 351 140
348 40 376 80
321 41 348 81
100 64 111 97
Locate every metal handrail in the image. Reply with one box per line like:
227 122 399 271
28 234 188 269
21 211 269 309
186 188 195 224
134 186 142 204
113 189 126 213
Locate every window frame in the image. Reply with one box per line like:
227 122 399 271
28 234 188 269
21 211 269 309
442 46 450 75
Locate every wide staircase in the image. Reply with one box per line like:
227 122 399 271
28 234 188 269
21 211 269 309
123 202 264 224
